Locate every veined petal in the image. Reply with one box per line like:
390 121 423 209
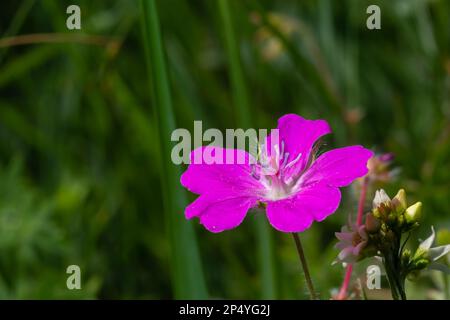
185 194 258 233
271 114 331 179
301 145 373 188
266 183 341 233
181 146 264 196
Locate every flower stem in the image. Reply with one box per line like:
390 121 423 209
336 264 353 300
356 177 369 225
292 233 317 300
337 177 369 299
384 261 400 300
384 253 406 300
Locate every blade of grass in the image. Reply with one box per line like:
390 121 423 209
140 0 207 299
218 0 277 299
0 46 59 88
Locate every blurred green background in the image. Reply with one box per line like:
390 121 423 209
0 0 449 299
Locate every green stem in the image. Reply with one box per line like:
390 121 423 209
337 176 369 299
140 0 207 299
398 276 407 300
395 236 407 300
292 233 317 300
384 251 406 300
384 254 400 300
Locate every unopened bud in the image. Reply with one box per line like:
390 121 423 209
373 189 390 208
405 202 422 224
392 189 407 214
387 213 397 225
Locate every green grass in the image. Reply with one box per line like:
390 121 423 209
0 0 448 299
140 0 207 299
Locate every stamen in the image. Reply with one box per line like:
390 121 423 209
284 152 302 170
274 144 280 163
259 149 268 167
281 152 290 168
250 164 260 180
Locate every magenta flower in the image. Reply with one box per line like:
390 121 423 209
181 114 373 233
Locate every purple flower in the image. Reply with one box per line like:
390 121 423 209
335 223 369 263
365 152 398 184
180 114 373 233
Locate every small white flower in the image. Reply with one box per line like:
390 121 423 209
416 227 450 274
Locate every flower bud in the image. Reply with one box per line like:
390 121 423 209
366 153 396 184
392 189 407 214
401 249 411 266
405 202 422 224
372 208 381 219
412 258 429 270
373 189 390 208
365 212 381 233
387 213 397 225
402 249 411 259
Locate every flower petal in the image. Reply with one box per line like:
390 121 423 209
358 225 369 241
338 247 356 263
429 245 450 262
301 145 373 188
266 183 341 232
352 241 366 256
335 231 353 242
271 114 331 179
335 241 350 250
181 146 264 196
428 262 450 274
185 193 258 233
419 226 436 251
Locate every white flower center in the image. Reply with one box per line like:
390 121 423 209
251 141 305 201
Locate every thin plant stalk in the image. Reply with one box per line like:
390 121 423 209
356 177 369 225
140 0 207 299
384 240 407 300
337 177 368 299
337 264 353 300
292 233 318 300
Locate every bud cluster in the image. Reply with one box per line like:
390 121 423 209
335 188 449 300
369 189 422 234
